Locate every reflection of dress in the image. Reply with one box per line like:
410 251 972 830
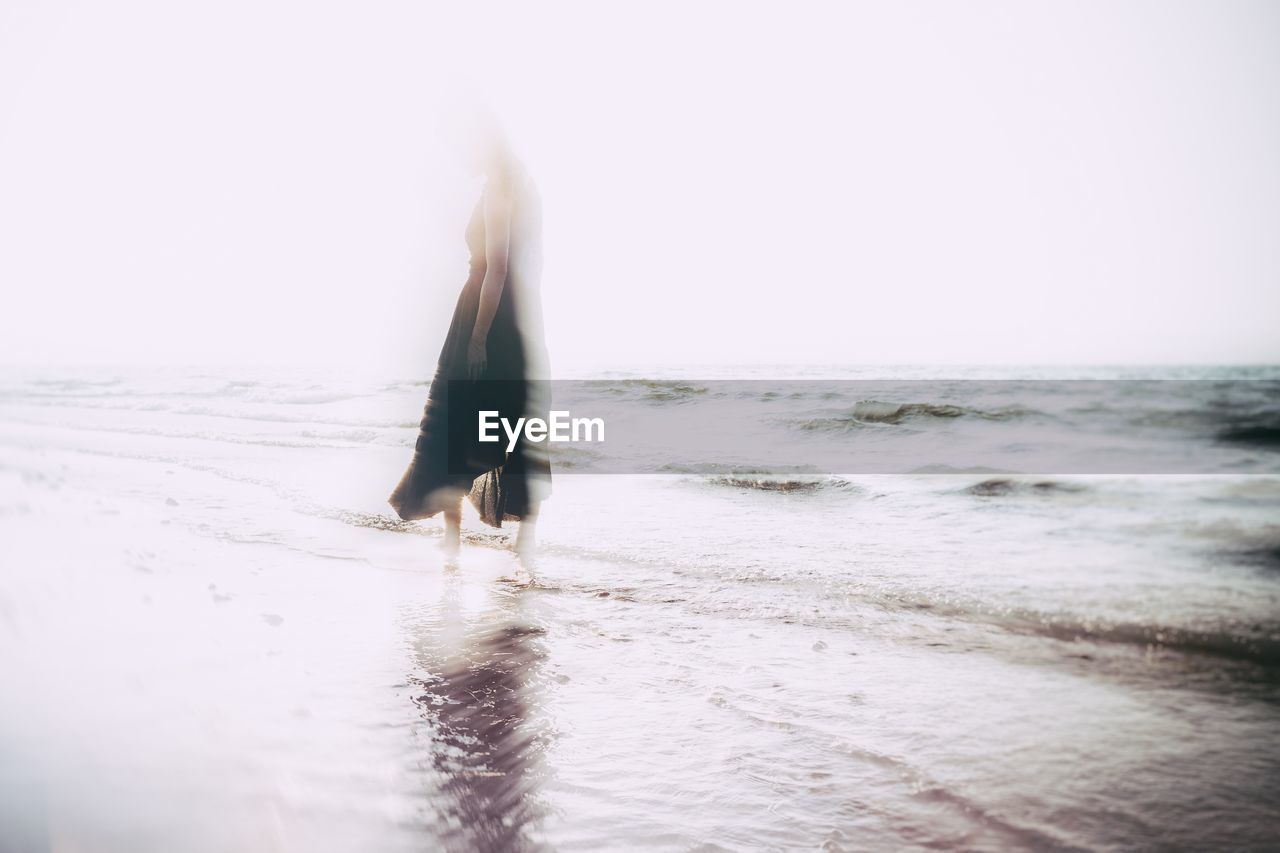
388 175 551 527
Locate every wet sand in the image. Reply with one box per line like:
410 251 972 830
0 447 570 851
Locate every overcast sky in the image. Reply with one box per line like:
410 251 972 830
2 0 1277 371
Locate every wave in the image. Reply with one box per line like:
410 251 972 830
9 379 370 406
319 502 1280 669
25 377 124 390
965 478 1087 497
996 610 1280 667
1 416 388 451
795 401 1036 431
1218 422 1280 448
323 508 436 535
298 428 382 445
659 461 824 476
853 400 1034 423
906 464 1013 475
845 586 1280 667
1232 545 1280 571
545 444 606 470
706 475 855 493
597 380 710 402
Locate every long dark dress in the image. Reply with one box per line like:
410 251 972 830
388 180 551 527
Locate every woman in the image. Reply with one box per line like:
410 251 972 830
389 119 550 564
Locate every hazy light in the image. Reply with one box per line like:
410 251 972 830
2 0 1277 371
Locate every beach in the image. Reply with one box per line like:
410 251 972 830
2 364 1279 851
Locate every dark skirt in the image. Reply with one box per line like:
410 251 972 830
388 263 550 528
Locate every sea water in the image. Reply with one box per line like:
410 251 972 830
0 364 1277 851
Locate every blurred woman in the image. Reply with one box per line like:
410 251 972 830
389 116 550 565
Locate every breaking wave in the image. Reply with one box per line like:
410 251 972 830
706 475 856 493
796 401 1037 431
965 478 1088 497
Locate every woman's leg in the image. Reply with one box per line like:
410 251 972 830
514 503 538 567
442 496 462 557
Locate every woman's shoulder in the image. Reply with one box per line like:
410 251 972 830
482 167 517 201
488 160 541 200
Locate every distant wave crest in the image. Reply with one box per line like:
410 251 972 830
707 475 856 493
797 400 1036 431
965 478 1087 497
602 380 710 402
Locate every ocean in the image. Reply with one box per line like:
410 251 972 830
1 363 1277 851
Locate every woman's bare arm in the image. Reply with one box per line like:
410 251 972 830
467 181 512 379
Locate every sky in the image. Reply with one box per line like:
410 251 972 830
1 0 1278 371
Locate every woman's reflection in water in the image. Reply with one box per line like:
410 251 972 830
404 571 552 852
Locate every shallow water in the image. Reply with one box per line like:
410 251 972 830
1 365 1278 851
